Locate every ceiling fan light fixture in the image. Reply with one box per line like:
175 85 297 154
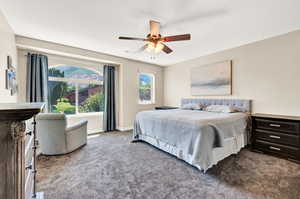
146 42 155 52
155 42 164 53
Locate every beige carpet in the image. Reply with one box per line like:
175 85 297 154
37 131 300 199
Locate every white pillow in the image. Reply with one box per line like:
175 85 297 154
181 103 204 110
204 105 237 113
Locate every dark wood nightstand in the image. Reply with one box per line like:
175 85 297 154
155 106 178 110
252 113 300 163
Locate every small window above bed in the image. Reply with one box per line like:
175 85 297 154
138 73 155 105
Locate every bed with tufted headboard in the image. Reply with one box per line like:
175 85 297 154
181 98 251 113
133 98 252 172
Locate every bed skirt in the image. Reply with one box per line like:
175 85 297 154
135 132 247 172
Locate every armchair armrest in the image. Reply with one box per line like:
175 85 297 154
66 120 88 132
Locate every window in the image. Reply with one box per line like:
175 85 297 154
138 73 155 104
48 65 104 114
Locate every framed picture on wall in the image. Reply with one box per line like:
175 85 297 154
190 60 232 96
5 56 18 95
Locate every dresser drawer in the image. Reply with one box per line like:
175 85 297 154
254 118 299 134
25 135 34 159
25 135 34 166
24 130 33 147
254 129 299 147
25 158 34 186
25 167 34 199
254 140 299 159
25 135 34 183
25 118 33 144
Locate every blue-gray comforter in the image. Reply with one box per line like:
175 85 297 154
133 109 248 171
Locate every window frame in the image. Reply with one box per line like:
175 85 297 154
48 65 103 115
138 72 156 105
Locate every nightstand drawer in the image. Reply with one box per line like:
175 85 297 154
254 118 299 134
254 129 299 146
254 140 299 159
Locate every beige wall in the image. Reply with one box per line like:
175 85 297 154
164 29 300 116
0 10 17 102
16 36 164 130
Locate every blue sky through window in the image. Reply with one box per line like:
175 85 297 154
49 66 102 81
140 74 152 84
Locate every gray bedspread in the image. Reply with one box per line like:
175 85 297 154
133 109 248 171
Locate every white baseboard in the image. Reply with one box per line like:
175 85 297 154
117 126 133 131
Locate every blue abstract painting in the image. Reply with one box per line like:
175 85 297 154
191 60 232 96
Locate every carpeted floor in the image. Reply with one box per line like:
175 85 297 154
37 131 300 199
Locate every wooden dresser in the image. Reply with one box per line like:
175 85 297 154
0 103 44 199
252 113 300 163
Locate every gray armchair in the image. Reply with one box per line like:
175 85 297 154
36 113 88 155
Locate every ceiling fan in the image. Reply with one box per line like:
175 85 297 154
119 20 191 54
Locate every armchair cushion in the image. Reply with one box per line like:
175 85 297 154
66 120 88 132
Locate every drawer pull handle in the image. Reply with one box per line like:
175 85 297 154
269 135 281 139
269 146 281 151
26 131 32 136
25 165 32 170
270 124 281 127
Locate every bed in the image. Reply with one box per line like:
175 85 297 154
133 98 251 172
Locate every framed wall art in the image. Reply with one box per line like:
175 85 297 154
5 56 18 95
191 60 232 96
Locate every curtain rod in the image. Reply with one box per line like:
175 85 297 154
17 44 120 66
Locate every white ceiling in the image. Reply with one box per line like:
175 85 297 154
1 0 300 66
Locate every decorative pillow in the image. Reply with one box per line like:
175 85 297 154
181 103 204 110
204 105 238 113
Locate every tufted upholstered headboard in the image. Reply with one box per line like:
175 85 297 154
181 98 252 113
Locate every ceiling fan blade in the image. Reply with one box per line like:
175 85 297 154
162 34 191 42
162 44 173 54
150 20 160 37
119 36 146 41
